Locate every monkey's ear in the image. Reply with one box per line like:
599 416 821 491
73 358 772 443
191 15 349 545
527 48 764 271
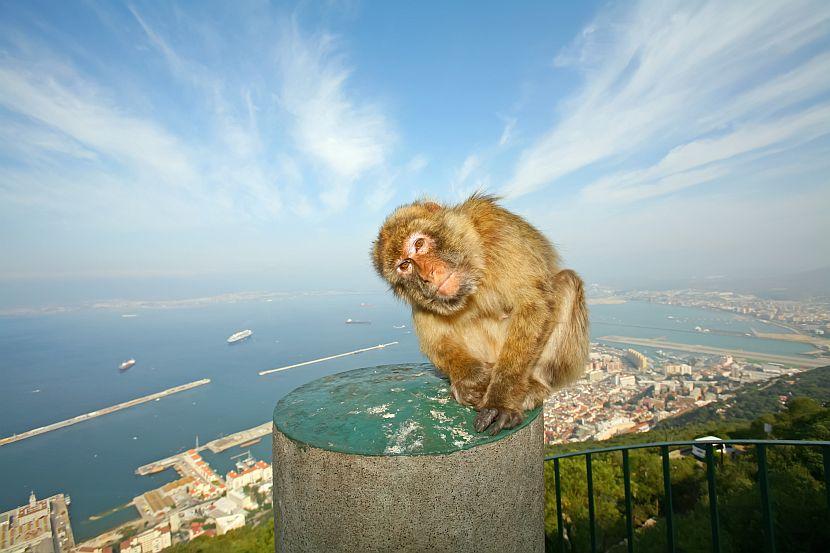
423 201 442 213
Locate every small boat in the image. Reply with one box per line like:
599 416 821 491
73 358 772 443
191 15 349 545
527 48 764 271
393 324 406 329
119 359 136 372
227 329 253 344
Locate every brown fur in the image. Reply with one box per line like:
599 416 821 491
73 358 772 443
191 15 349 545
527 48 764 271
372 193 589 431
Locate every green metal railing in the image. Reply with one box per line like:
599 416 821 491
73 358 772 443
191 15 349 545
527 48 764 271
544 439 830 553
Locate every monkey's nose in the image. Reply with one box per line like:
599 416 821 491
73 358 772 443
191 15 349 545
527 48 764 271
418 264 436 283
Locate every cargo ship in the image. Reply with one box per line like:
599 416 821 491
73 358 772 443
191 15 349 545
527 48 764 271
345 318 371 325
227 329 253 344
119 359 136 372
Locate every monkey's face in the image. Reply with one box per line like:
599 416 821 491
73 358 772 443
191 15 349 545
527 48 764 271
372 204 481 315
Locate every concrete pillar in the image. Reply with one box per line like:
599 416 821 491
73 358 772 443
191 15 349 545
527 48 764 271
272 363 544 553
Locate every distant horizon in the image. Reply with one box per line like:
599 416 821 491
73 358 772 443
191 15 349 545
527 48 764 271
1 263 828 313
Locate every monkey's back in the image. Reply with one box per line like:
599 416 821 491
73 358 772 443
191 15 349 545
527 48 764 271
456 195 561 303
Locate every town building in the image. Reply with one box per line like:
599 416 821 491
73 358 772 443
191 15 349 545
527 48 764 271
0 492 74 553
225 460 271 491
119 524 171 553
626 348 649 370
216 513 246 536
664 363 692 376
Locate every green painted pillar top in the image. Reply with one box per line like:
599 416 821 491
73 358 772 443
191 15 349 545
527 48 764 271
273 363 542 456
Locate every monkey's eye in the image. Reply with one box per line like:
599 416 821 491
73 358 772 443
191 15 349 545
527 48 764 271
397 260 412 274
414 238 425 251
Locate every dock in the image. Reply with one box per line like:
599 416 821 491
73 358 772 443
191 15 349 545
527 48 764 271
259 342 398 376
135 421 273 475
207 421 273 453
599 336 828 369
0 379 211 447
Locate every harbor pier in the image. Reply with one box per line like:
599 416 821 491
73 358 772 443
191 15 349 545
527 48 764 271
0 379 211 447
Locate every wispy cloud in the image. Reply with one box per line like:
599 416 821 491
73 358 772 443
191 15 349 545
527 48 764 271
0 62 197 184
456 154 480 184
128 6 285 217
404 154 428 174
448 153 489 200
0 4 403 234
498 116 516 147
504 0 830 201
277 22 394 210
128 5 188 77
519 139 830 280
583 104 830 202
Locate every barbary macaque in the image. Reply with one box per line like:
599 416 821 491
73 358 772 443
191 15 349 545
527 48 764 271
372 194 589 434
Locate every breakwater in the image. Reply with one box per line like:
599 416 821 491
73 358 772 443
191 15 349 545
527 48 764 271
0 379 211 447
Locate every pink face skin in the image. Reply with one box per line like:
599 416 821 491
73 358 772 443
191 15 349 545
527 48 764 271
395 233 461 298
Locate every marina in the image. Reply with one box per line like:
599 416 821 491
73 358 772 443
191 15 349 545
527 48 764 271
135 421 273 475
0 379 211 447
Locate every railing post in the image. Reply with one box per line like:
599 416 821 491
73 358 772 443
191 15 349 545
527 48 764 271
586 452 597 553
705 443 721 553
660 445 675 553
554 458 565 552
756 444 775 553
622 449 634 553
823 445 830 512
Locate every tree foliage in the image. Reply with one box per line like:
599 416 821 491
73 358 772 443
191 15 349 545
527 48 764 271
163 520 273 553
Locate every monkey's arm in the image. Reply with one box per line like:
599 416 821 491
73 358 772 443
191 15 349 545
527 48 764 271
428 337 493 406
475 300 554 433
476 269 588 434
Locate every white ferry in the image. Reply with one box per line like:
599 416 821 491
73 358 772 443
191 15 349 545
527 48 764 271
119 359 136 371
227 329 253 344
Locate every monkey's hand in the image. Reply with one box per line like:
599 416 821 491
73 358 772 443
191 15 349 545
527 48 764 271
474 406 524 435
474 378 526 434
450 368 491 407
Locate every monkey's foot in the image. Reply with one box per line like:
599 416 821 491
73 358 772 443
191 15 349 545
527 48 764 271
473 408 524 435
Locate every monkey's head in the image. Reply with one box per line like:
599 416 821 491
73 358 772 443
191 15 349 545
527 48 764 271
372 200 483 315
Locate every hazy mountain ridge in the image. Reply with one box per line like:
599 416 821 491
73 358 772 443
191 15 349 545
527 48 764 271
602 265 830 300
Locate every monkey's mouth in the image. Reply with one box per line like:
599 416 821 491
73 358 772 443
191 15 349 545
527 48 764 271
435 271 461 298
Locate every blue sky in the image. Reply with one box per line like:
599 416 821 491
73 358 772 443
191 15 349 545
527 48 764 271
1 0 829 301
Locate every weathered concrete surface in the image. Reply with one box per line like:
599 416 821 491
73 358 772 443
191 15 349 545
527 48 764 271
272 363 544 553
